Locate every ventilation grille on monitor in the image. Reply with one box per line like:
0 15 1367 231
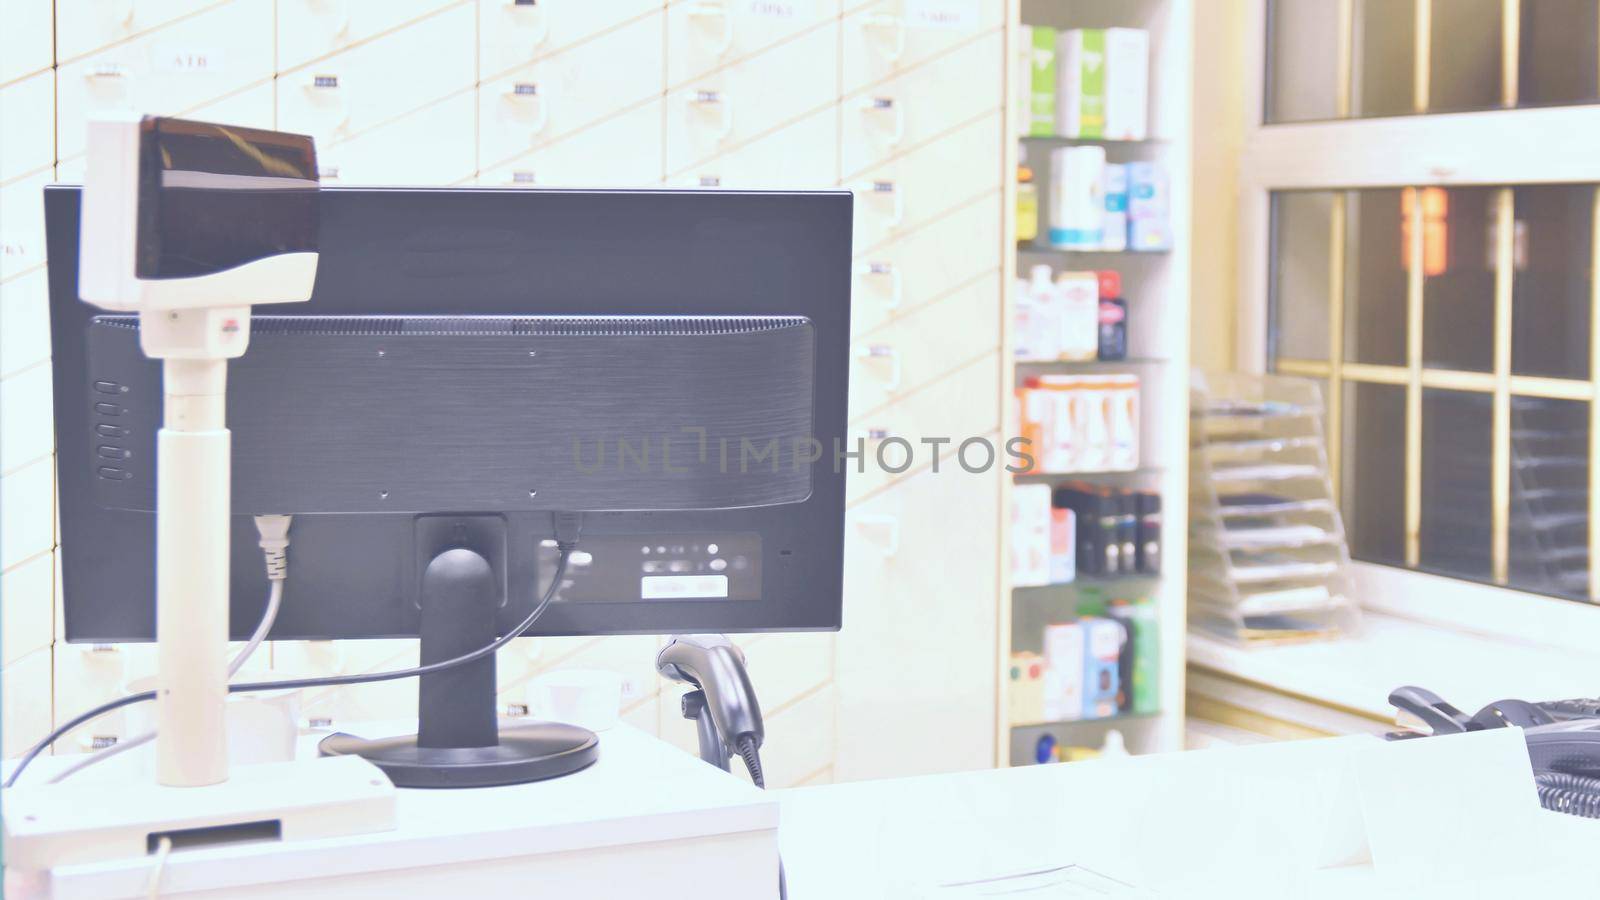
92 315 808 337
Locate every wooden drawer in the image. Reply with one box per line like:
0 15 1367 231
0 171 51 284
0 71 54 184
277 4 476 149
669 103 837 189
845 347 1000 503
839 28 1001 179
0 268 50 380
51 641 157 754
837 457 999 781
54 0 199 65
849 109 1001 255
55 81 276 183
0 362 53 476
509 634 663 712
849 270 1000 420
1 0 53 82
851 194 1001 338
319 91 477 186
479 98 664 188
273 640 421 727
665 0 843 88
478 12 665 171
1 552 53 667
759 682 836 786
664 19 837 175
277 0 462 73
481 0 662 79
55 0 275 164
3 647 53 759
840 0 1001 97
734 632 834 711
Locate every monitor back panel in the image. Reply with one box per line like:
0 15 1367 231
47 186 852 641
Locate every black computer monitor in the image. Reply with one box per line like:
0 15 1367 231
47 184 851 786
47 185 851 644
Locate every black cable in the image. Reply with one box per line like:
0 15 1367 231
736 733 766 789
735 733 784 899
1535 770 1600 818
5 542 575 789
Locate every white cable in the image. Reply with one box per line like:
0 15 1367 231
46 517 291 785
146 835 173 899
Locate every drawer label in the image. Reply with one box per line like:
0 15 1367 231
151 46 226 74
905 0 978 30
742 0 816 20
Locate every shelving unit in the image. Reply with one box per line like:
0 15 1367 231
1188 373 1362 644
997 0 1192 767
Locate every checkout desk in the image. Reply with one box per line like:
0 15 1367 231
7 724 1597 898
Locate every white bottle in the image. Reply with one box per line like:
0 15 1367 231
1101 729 1129 757
1027 265 1062 361
1048 146 1106 250
1054 271 1099 362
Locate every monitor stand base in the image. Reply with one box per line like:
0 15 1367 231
319 533 600 789
2 755 396 869
319 721 598 789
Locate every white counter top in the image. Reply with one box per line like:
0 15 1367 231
777 727 1598 898
10 724 778 900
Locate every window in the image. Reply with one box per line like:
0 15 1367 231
1242 0 1600 638
1266 0 1600 123
1268 184 1596 601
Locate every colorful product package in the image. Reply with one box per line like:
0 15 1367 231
1082 617 1125 719
1028 26 1058 137
1100 163 1129 252
1056 29 1106 138
1049 506 1076 584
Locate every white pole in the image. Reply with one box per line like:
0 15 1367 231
156 358 231 787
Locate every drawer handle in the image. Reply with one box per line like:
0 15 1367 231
856 343 902 392
693 174 723 188
311 0 353 37
96 0 135 26
509 170 537 185
854 514 900 557
504 82 551 133
861 96 905 146
84 62 130 81
304 74 353 134
859 180 904 228
506 0 551 46
863 12 907 63
854 261 903 310
318 164 341 180
684 89 735 142
687 1 736 56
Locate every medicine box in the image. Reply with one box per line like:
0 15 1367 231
1057 28 1149 141
1028 26 1058 137
1082 617 1125 719
1011 483 1053 587
1042 622 1085 722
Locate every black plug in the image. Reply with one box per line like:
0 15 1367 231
553 511 583 551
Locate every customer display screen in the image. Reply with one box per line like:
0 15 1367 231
135 116 319 279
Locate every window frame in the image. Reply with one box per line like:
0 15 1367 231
1237 0 1600 653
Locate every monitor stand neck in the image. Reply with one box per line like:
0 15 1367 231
417 548 500 750
317 544 600 788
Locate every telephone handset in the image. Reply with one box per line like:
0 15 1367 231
1390 685 1600 818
